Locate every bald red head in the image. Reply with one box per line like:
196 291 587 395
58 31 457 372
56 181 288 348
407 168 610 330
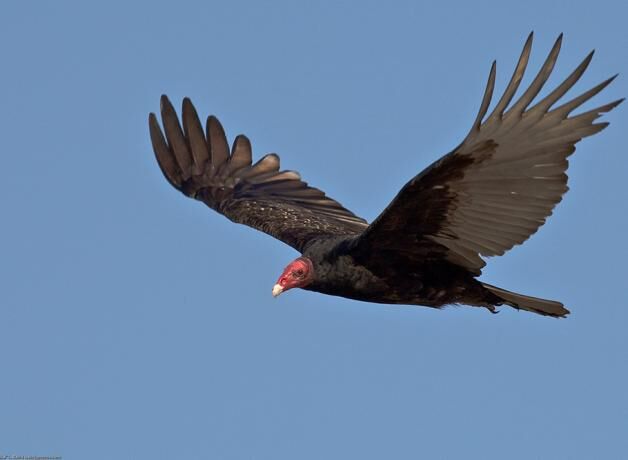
272 257 314 297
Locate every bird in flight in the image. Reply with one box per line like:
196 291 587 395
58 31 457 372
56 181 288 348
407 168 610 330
149 33 621 317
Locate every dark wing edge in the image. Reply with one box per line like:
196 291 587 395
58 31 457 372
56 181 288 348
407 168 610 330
149 96 368 251
355 33 622 274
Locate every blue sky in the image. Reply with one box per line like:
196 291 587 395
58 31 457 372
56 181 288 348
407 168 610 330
1 1 626 459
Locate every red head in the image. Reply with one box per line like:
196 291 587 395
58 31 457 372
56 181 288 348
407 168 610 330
272 257 314 297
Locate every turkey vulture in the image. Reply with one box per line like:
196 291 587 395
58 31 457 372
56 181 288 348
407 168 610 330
149 33 621 317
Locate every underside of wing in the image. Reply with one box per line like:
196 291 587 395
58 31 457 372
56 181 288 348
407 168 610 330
357 33 622 274
149 96 368 251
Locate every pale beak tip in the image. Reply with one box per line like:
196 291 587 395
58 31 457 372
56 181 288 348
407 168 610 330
272 284 283 297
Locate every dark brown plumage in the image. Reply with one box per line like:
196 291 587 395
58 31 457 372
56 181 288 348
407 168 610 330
149 33 622 317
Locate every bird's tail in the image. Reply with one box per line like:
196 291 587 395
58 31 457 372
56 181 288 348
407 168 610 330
482 283 570 318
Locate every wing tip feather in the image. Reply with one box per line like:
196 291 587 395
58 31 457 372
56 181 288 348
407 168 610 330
160 94 172 112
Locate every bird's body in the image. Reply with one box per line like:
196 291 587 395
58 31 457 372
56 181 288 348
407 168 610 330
298 236 479 308
149 33 621 317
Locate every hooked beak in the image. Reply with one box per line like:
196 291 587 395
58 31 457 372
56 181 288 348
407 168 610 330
272 284 284 297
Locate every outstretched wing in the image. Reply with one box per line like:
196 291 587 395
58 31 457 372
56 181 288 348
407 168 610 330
149 96 368 252
355 33 622 274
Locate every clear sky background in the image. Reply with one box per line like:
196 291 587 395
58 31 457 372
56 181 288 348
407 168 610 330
1 1 626 459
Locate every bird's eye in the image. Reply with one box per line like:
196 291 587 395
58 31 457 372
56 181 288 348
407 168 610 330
293 269 305 277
